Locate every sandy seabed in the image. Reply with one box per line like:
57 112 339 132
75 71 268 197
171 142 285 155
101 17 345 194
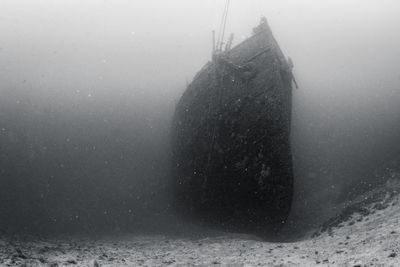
1 196 399 266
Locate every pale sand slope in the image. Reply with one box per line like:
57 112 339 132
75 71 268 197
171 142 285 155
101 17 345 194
0 191 399 267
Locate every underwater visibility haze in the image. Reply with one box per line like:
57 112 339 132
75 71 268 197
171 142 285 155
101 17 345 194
0 0 400 265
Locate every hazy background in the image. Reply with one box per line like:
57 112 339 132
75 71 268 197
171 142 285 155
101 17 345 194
0 0 399 235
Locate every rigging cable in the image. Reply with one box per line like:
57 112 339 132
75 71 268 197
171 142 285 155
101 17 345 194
216 0 228 50
216 0 230 52
219 0 230 51
204 0 231 191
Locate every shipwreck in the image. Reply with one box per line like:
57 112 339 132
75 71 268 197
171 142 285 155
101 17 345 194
171 17 295 236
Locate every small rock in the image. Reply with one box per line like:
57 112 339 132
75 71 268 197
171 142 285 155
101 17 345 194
388 252 397 258
67 259 77 264
15 248 27 259
13 253 27 259
162 259 175 265
93 260 100 267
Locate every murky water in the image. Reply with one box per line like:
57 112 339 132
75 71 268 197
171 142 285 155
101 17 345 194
0 1 399 257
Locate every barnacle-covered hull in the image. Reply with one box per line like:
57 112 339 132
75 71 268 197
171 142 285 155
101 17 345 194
171 20 294 235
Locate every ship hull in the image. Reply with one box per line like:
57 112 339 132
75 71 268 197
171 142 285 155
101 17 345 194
171 21 294 236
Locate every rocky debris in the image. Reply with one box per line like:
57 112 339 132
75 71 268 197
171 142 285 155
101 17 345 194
66 259 77 264
14 248 27 259
313 163 400 237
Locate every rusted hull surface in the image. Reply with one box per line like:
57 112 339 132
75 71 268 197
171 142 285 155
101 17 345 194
171 22 294 235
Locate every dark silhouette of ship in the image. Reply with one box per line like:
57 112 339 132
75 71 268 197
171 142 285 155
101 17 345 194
171 18 295 237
